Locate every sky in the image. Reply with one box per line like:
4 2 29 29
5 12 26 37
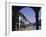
19 7 41 23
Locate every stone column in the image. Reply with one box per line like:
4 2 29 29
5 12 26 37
35 13 39 30
32 7 41 30
16 12 19 31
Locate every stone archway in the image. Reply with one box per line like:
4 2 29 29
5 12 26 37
12 6 41 31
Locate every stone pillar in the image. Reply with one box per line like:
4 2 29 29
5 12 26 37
35 13 39 30
12 12 19 31
16 12 19 31
32 7 41 30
